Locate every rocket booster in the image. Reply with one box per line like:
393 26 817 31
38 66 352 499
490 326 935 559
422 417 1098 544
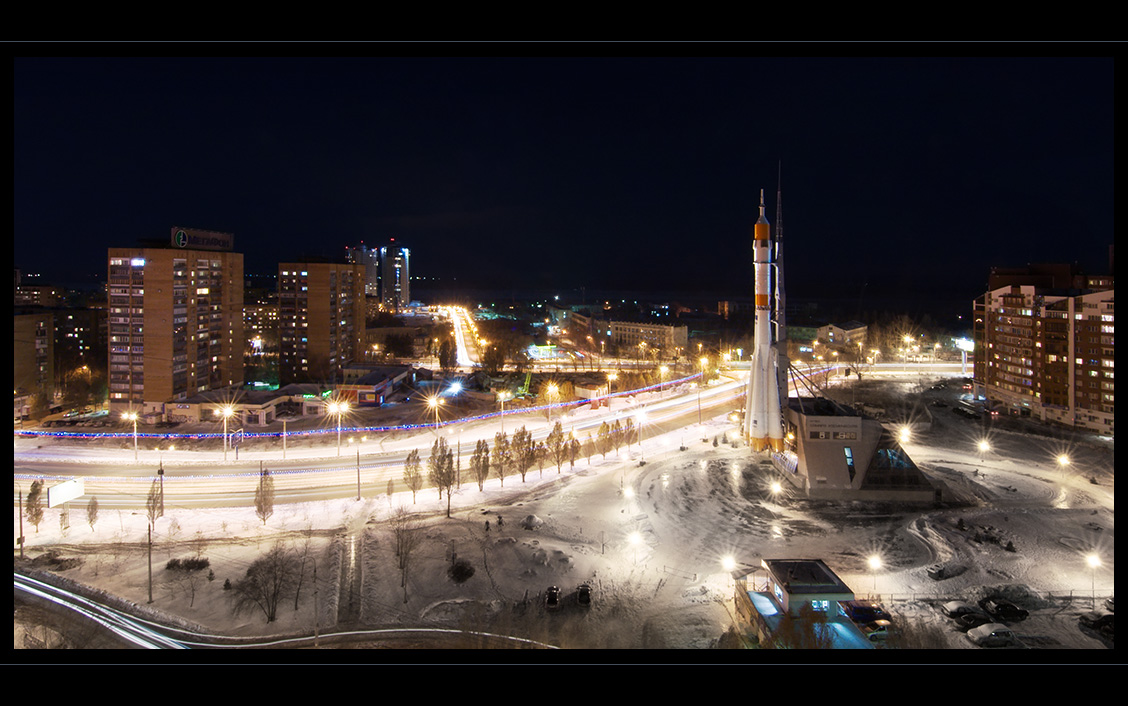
744 189 784 452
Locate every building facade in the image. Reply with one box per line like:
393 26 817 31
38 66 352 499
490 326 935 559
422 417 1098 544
973 274 1114 436
278 261 366 384
13 310 54 400
107 241 244 418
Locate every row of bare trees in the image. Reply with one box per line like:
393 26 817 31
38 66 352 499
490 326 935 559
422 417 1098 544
398 419 641 503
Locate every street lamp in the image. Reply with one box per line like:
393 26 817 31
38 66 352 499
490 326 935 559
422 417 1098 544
659 365 668 395
868 555 882 593
899 426 911 445
1086 554 1101 607
1057 454 1070 476
122 410 139 462
214 406 235 462
328 400 349 456
546 382 558 422
497 390 511 434
978 440 990 464
428 395 443 436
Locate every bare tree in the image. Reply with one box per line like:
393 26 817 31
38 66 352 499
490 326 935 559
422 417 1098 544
390 507 422 604
493 431 512 487
512 426 535 482
611 419 624 455
428 436 457 517
85 496 99 532
26 479 45 534
403 448 424 503
546 421 566 473
254 467 275 526
470 439 490 491
535 441 548 477
624 417 636 449
229 542 298 623
582 435 596 465
167 562 207 608
596 422 612 459
145 479 161 530
293 524 315 611
569 434 579 469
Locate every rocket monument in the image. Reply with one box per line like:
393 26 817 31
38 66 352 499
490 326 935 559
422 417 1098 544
743 188 785 452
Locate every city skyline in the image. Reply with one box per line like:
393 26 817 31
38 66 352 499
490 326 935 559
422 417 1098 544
15 53 1113 304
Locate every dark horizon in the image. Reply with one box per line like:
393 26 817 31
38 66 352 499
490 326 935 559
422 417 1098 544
15 53 1113 308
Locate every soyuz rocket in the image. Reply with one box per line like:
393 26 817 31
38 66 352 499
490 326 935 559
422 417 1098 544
743 188 785 452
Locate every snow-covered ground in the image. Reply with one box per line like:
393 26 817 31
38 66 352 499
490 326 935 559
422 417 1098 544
13 374 1116 653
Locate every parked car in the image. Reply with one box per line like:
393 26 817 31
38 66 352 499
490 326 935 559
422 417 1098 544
545 585 561 611
1079 611 1114 630
924 561 952 577
967 623 1023 648
840 600 892 623
1105 597 1114 612
979 597 1029 622
862 619 892 642
941 601 981 618
576 583 592 607
955 611 995 631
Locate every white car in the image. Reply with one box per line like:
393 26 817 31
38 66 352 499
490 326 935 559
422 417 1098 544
966 622 1022 648
941 601 981 618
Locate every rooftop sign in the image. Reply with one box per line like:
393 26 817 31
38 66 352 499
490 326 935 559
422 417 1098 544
171 227 234 252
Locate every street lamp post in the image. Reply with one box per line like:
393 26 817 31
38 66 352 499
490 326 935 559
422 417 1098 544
498 391 511 434
428 396 443 437
1087 554 1100 607
545 382 558 422
122 406 138 462
335 401 349 456
868 555 882 594
214 406 234 462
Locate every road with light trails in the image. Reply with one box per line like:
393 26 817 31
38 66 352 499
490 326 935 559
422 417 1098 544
15 375 755 511
14 572 560 649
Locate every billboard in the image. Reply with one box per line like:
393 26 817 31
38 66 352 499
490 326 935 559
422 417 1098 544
171 226 235 252
47 478 85 508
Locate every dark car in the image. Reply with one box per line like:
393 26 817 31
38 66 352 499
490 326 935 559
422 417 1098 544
576 583 592 607
979 597 1029 622
955 611 995 631
545 585 561 611
1079 611 1113 631
840 600 892 624
1105 597 1114 612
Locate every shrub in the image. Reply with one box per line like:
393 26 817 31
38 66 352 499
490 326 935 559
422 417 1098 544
448 558 475 584
223 578 232 590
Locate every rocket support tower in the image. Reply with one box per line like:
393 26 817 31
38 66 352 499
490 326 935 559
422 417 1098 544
743 189 785 452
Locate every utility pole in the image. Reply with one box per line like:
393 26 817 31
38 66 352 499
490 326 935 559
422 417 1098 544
18 487 25 560
282 419 287 460
147 523 153 604
356 448 361 501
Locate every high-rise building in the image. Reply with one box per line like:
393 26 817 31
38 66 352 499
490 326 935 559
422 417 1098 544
973 263 1114 436
345 243 382 298
379 242 410 310
107 228 243 419
13 310 54 400
277 261 366 384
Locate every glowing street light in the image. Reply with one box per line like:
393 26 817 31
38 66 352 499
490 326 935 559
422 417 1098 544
328 400 349 456
659 365 668 395
978 439 990 463
1058 454 1071 475
899 426 911 444
214 405 235 461
868 555 882 593
1086 554 1101 607
497 390 511 434
545 382 558 422
722 556 736 572
427 395 444 436
121 410 139 462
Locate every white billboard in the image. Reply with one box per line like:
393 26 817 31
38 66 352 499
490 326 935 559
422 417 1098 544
47 478 85 508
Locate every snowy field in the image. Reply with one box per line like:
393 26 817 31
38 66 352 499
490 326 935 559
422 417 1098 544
13 375 1116 657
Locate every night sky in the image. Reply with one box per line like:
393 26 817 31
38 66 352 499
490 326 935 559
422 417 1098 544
13 52 1113 310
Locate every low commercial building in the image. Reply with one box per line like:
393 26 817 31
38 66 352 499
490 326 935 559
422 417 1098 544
773 396 936 502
